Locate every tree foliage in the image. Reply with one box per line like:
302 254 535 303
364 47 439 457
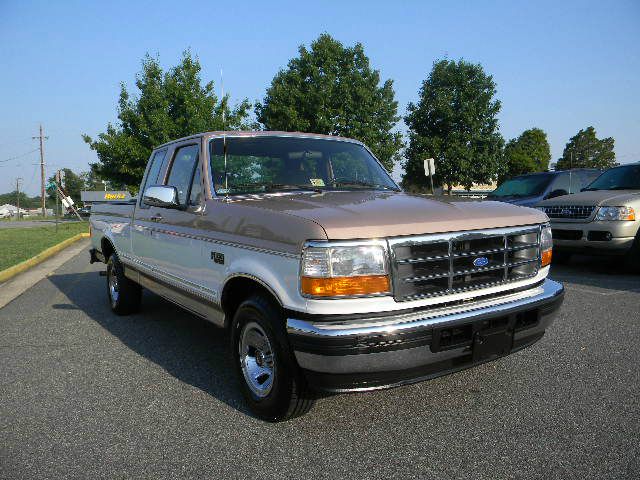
403 59 504 191
501 128 551 182
255 34 403 171
47 168 84 206
84 51 252 192
0 191 40 209
555 126 616 170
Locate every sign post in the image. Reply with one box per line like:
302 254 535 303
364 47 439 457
423 158 436 195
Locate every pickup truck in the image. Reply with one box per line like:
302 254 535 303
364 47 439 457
89 131 564 421
537 162 640 268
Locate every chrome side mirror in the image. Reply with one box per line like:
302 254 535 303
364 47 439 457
143 185 180 208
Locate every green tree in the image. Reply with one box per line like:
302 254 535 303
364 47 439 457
47 168 84 208
84 51 252 192
501 128 551 182
555 126 616 170
80 170 116 191
255 34 403 171
0 191 40 210
403 59 504 192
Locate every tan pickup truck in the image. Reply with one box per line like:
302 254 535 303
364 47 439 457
537 163 640 268
89 131 564 421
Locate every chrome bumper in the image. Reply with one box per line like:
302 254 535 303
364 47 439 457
286 279 564 392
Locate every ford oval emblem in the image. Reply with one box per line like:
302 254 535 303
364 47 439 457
473 257 489 268
561 209 572 216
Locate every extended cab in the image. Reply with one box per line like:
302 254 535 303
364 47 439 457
89 131 564 421
537 163 640 267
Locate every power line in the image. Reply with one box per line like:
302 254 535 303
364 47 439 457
0 148 39 163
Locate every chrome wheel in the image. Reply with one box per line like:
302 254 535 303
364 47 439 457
239 322 275 398
108 265 119 307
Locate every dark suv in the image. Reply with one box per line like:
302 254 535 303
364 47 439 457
487 169 602 208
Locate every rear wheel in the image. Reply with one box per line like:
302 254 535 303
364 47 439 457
106 253 141 315
230 293 314 421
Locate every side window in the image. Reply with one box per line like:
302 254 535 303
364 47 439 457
550 173 570 194
166 144 199 206
188 164 203 206
140 149 167 207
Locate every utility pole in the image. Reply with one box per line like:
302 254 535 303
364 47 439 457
15 177 23 220
33 124 48 217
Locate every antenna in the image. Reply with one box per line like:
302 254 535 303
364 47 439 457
221 69 229 198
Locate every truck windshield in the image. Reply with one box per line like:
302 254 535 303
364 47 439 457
583 164 640 191
209 136 399 195
490 174 552 198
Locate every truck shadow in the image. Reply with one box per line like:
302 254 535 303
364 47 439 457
47 270 256 418
549 255 640 292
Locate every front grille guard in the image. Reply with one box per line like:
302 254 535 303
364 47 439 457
388 225 542 302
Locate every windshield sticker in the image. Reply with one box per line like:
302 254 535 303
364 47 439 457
310 178 325 187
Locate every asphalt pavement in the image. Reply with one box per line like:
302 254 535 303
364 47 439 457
0 219 84 229
0 251 638 479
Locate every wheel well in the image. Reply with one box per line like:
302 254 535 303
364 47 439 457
101 238 115 262
220 276 281 327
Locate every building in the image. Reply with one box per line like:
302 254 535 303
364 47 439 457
80 191 133 207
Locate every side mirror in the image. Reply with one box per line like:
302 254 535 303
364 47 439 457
143 185 180 208
546 189 568 199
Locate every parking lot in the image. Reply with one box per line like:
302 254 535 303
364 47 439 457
1 250 638 479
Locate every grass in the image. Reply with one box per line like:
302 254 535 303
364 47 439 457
0 222 89 271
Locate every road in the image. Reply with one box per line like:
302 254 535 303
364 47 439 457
1 251 638 479
0 219 84 229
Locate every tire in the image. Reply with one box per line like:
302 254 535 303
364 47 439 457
230 293 314 421
106 253 142 315
552 250 572 264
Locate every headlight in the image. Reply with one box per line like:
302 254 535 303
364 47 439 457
540 224 553 267
595 206 635 221
301 243 390 297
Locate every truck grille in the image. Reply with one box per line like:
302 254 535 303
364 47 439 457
541 205 595 219
389 226 541 301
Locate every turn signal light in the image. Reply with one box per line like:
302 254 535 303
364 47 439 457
301 275 390 297
541 249 552 267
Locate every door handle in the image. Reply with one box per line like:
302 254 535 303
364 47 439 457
150 214 163 222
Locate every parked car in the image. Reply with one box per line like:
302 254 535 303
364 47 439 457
536 163 640 266
89 131 564 421
487 169 602 207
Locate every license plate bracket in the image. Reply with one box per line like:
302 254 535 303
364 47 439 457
472 328 513 362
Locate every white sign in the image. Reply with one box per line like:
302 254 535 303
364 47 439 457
423 158 436 176
62 196 75 209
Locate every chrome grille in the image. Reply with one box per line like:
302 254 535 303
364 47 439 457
542 205 595 219
389 226 541 301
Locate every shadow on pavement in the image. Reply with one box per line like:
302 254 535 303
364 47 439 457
549 254 640 292
47 270 255 418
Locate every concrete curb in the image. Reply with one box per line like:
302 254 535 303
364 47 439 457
0 232 90 283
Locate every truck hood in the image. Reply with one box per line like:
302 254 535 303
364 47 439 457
537 190 640 207
230 191 547 239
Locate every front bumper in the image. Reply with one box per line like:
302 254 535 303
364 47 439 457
287 279 564 392
551 220 636 254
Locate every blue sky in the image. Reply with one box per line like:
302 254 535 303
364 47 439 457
1 0 638 195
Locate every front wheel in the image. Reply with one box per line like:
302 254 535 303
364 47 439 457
106 253 141 315
230 293 314 421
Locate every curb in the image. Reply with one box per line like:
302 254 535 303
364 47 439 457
0 233 90 284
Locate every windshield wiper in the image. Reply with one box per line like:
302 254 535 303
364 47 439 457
333 180 399 191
